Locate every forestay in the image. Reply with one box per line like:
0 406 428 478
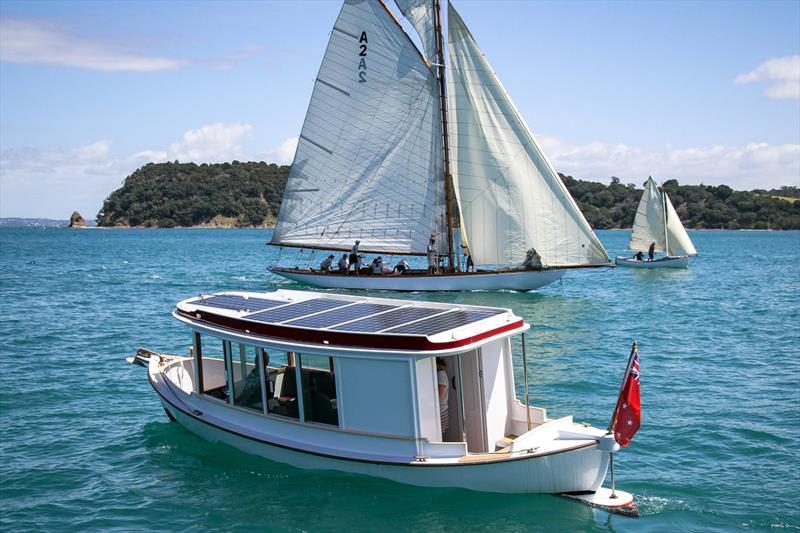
445 2 609 268
629 177 667 253
664 193 697 256
271 0 446 255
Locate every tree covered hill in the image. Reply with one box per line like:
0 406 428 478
97 161 289 227
564 176 800 230
96 161 800 229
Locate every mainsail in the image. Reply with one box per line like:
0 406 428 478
271 0 446 255
629 177 666 253
664 193 697 256
445 2 610 267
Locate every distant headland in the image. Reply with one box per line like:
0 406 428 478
63 161 800 230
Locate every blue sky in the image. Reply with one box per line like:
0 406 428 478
1 0 798 218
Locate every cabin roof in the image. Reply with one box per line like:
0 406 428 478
174 290 526 353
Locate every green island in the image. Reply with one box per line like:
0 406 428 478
97 161 800 230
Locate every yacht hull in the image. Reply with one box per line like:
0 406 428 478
268 267 566 292
615 256 689 269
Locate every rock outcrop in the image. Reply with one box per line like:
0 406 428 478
68 211 86 228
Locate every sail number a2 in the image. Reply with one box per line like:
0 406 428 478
358 32 367 83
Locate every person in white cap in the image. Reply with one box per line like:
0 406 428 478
350 240 361 275
427 234 438 275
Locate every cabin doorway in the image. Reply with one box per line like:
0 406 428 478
441 351 487 452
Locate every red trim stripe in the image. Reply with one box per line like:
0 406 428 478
176 308 524 351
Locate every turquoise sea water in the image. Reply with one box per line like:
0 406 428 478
1 228 798 532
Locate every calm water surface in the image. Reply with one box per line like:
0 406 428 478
1 228 798 531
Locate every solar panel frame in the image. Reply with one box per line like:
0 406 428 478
246 298 353 324
194 294 287 313
331 306 449 333
383 309 503 336
284 302 399 329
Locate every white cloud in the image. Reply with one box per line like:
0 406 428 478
206 44 266 69
735 55 800 101
264 137 298 165
537 135 800 190
166 123 253 163
0 142 128 219
0 123 253 218
0 18 185 71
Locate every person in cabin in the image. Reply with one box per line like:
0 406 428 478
393 258 411 274
319 254 335 272
349 240 361 275
427 233 438 274
436 358 450 440
238 350 271 405
371 256 384 274
648 242 656 261
461 245 474 272
635 251 644 261
337 254 349 274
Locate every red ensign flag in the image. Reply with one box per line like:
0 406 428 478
612 350 640 448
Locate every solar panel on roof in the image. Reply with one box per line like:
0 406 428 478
246 298 352 324
384 310 502 336
332 306 447 333
285 302 397 329
195 294 286 313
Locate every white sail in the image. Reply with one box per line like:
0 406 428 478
664 193 697 256
271 0 446 255
446 3 609 267
629 177 666 253
394 0 437 61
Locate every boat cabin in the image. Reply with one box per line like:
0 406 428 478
169 290 552 461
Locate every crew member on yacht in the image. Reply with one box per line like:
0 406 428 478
648 242 656 261
394 259 411 274
319 254 335 272
337 254 349 273
427 234 438 275
350 240 361 275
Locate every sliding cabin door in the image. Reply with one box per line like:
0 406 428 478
460 350 487 452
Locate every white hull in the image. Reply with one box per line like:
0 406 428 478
269 268 566 292
149 358 610 494
164 401 607 493
615 256 689 269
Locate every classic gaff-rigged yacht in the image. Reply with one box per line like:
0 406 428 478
130 290 634 509
267 0 611 291
615 177 697 269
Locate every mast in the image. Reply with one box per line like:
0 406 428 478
434 0 456 271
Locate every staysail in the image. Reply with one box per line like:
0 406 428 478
445 2 610 267
664 193 697 256
629 178 666 253
271 0 446 255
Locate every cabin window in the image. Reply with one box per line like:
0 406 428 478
229 343 265 413
265 351 300 420
299 354 339 426
195 334 228 400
